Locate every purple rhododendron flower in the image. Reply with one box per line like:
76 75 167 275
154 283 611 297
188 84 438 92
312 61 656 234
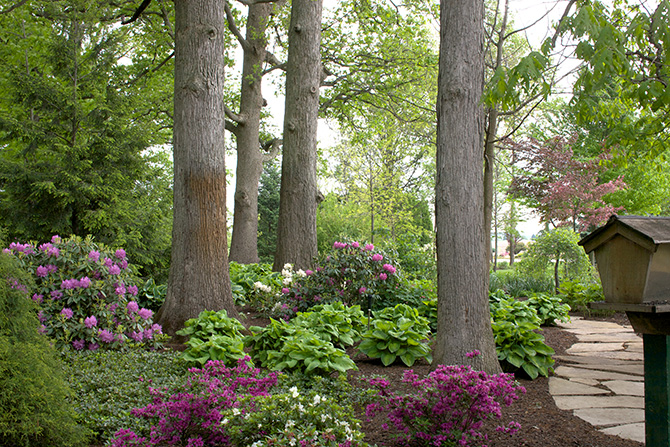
379 273 388 281
61 278 79 289
99 329 115 343
46 264 57 273
127 285 138 296
382 264 396 274
3 248 10 254
359 287 367 294
51 290 63 300
352 241 360 248
115 284 126 296
38 243 53 252
72 339 85 350
88 343 99 351
51 235 61 244
466 350 481 358
372 253 383 262
109 302 119 313
103 257 113 267
47 247 59 258
39 324 47 334
120 260 128 269
79 276 91 288
127 301 139 313
115 249 126 259
129 331 144 342
281 287 290 294
143 329 154 340
60 308 74 319
109 264 121 275
305 269 313 276
32 294 43 303
84 315 98 328
88 250 100 262
36 266 48 277
138 308 153 320
38 310 46 323
333 241 347 249
151 323 162 335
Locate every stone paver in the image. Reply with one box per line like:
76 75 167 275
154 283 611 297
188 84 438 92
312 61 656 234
551 317 646 443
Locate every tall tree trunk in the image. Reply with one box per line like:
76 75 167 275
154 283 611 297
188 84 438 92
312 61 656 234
434 0 500 373
157 0 237 336
229 3 274 264
483 0 509 272
273 0 323 271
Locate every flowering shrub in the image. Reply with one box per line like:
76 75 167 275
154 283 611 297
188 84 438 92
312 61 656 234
280 241 401 316
365 359 525 446
176 309 249 367
222 386 368 447
358 304 432 367
109 358 279 447
5 235 162 350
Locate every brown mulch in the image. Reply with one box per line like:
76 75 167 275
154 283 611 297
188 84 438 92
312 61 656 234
240 308 645 447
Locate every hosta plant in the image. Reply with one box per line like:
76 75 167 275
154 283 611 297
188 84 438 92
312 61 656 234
490 296 555 379
527 293 571 326
176 309 249 367
292 302 367 348
5 235 163 351
358 303 432 367
266 331 357 375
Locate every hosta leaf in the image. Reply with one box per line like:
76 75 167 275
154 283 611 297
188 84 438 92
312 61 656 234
381 352 396 366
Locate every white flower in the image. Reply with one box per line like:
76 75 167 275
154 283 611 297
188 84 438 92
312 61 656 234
297 403 304 412
286 419 295 428
232 408 240 416
295 269 306 278
283 263 292 271
253 281 264 290
289 386 299 398
283 277 292 285
313 395 322 405
221 418 229 425
251 442 263 447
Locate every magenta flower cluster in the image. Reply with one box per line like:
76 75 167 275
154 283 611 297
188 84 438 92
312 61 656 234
279 240 401 316
108 358 279 447
365 363 525 446
5 235 162 351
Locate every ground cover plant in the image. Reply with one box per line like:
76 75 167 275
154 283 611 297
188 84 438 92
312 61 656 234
5 235 163 351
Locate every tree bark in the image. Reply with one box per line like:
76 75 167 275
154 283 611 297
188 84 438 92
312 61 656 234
229 3 274 264
434 0 500 373
157 0 238 336
273 0 322 271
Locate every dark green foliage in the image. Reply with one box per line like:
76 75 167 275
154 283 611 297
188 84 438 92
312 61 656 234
0 3 173 280
292 302 367 348
358 304 432 367
176 310 249 367
527 293 571 326
489 269 554 297
0 253 90 447
257 161 281 264
63 349 187 444
489 295 555 379
558 279 605 315
137 277 167 312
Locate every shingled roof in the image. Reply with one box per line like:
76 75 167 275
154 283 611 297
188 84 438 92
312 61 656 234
579 215 670 253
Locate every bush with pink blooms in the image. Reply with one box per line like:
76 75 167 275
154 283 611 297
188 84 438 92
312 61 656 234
279 241 402 315
5 234 163 351
364 357 525 447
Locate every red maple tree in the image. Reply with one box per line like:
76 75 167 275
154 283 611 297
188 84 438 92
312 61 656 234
507 135 626 232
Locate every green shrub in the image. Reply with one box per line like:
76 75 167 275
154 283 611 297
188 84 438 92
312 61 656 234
63 349 187 444
489 269 554 297
527 293 571 326
489 296 554 379
0 253 90 447
417 296 437 332
558 279 604 315
6 235 163 351
176 309 249 367
358 303 432 367
229 261 284 308
136 277 167 311
222 386 368 447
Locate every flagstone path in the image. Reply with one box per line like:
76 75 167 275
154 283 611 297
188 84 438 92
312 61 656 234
551 317 645 443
